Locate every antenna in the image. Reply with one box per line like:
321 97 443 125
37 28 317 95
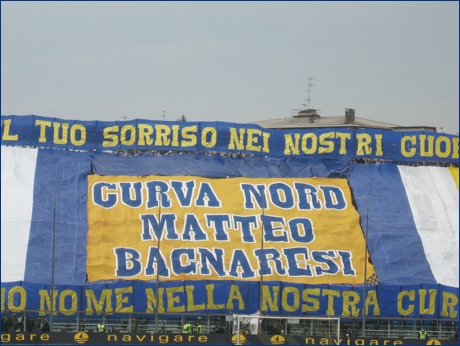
301 77 315 109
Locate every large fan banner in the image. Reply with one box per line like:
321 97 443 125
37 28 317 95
1 143 458 317
87 175 375 284
1 115 458 162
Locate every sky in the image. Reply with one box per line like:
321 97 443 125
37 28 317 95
1 2 459 134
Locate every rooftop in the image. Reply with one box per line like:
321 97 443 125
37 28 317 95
254 115 399 130
252 108 437 132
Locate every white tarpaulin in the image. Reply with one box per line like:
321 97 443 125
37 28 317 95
1 147 38 282
398 166 459 287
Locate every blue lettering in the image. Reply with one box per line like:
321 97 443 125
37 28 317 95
337 251 356 276
170 180 195 207
254 248 286 276
288 218 315 243
320 186 346 210
171 248 197 275
144 246 170 277
228 249 256 279
269 183 294 209
93 182 117 208
119 182 143 208
240 184 268 209
182 214 208 241
146 181 171 208
282 247 313 277
233 215 258 243
114 248 142 277
263 215 288 242
312 250 340 276
198 248 226 276
139 214 178 241
195 182 221 207
294 183 322 210
206 215 230 241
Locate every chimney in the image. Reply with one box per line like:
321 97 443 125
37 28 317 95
345 108 355 124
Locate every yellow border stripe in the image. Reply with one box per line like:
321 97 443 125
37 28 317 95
448 167 459 189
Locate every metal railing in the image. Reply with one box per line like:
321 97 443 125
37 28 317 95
2 312 458 341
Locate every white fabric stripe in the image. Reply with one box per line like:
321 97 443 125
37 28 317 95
398 166 459 288
1 146 38 282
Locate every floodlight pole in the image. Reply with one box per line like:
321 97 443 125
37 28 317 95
155 188 162 333
50 185 57 330
259 190 266 316
362 194 370 337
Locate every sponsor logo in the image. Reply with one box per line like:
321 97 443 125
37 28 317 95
270 334 285 344
231 334 246 344
74 332 89 344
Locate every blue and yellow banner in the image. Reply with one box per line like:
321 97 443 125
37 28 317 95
87 175 375 284
1 131 458 318
2 281 458 318
1 115 458 162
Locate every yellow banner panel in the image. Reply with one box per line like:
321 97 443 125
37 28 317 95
87 175 375 284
